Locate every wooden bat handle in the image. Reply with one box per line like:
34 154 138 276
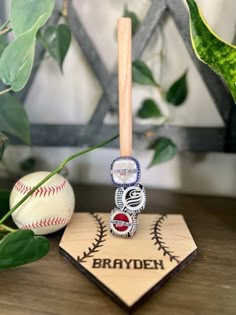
118 18 132 157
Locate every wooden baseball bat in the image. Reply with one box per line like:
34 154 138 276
117 18 132 157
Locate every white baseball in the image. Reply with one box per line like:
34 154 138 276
10 171 75 235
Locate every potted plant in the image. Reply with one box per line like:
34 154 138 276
0 0 116 269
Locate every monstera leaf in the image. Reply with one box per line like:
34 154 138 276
186 0 236 102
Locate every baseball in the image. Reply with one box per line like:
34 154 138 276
10 171 75 235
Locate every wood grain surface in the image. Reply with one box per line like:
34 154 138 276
118 18 132 157
0 184 236 315
59 213 197 310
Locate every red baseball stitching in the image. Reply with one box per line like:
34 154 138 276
14 179 67 197
20 216 70 230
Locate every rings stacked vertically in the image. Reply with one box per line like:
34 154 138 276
110 18 145 237
109 156 146 237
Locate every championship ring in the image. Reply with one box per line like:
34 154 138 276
111 157 140 187
115 184 146 214
109 208 138 237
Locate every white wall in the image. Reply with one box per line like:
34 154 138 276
2 0 236 196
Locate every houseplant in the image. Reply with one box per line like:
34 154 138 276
0 0 117 269
0 0 72 162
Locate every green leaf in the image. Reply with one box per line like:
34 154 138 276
40 24 71 71
149 138 177 167
0 233 7 241
0 132 8 160
0 31 35 91
166 72 188 106
0 35 7 58
10 0 55 37
0 94 31 144
132 60 159 86
0 15 45 91
123 5 140 36
0 229 50 269
0 5 54 92
186 0 236 102
137 99 162 118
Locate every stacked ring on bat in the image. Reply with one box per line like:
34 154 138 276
109 208 138 238
111 156 140 187
115 184 146 214
109 19 146 238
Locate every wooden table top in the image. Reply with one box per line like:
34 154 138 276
0 184 236 315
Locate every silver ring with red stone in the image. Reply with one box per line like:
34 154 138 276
109 208 138 238
115 184 146 214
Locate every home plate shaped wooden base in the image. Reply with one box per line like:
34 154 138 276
59 213 197 311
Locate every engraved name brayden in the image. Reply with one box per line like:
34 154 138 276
92 258 165 269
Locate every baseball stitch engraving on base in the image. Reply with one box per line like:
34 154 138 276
59 213 197 311
77 213 107 263
150 215 180 264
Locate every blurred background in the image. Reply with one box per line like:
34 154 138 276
1 0 236 196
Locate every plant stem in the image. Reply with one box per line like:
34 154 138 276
0 224 16 233
157 85 164 96
0 88 11 96
62 0 68 18
0 134 118 224
0 26 12 36
0 226 7 232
